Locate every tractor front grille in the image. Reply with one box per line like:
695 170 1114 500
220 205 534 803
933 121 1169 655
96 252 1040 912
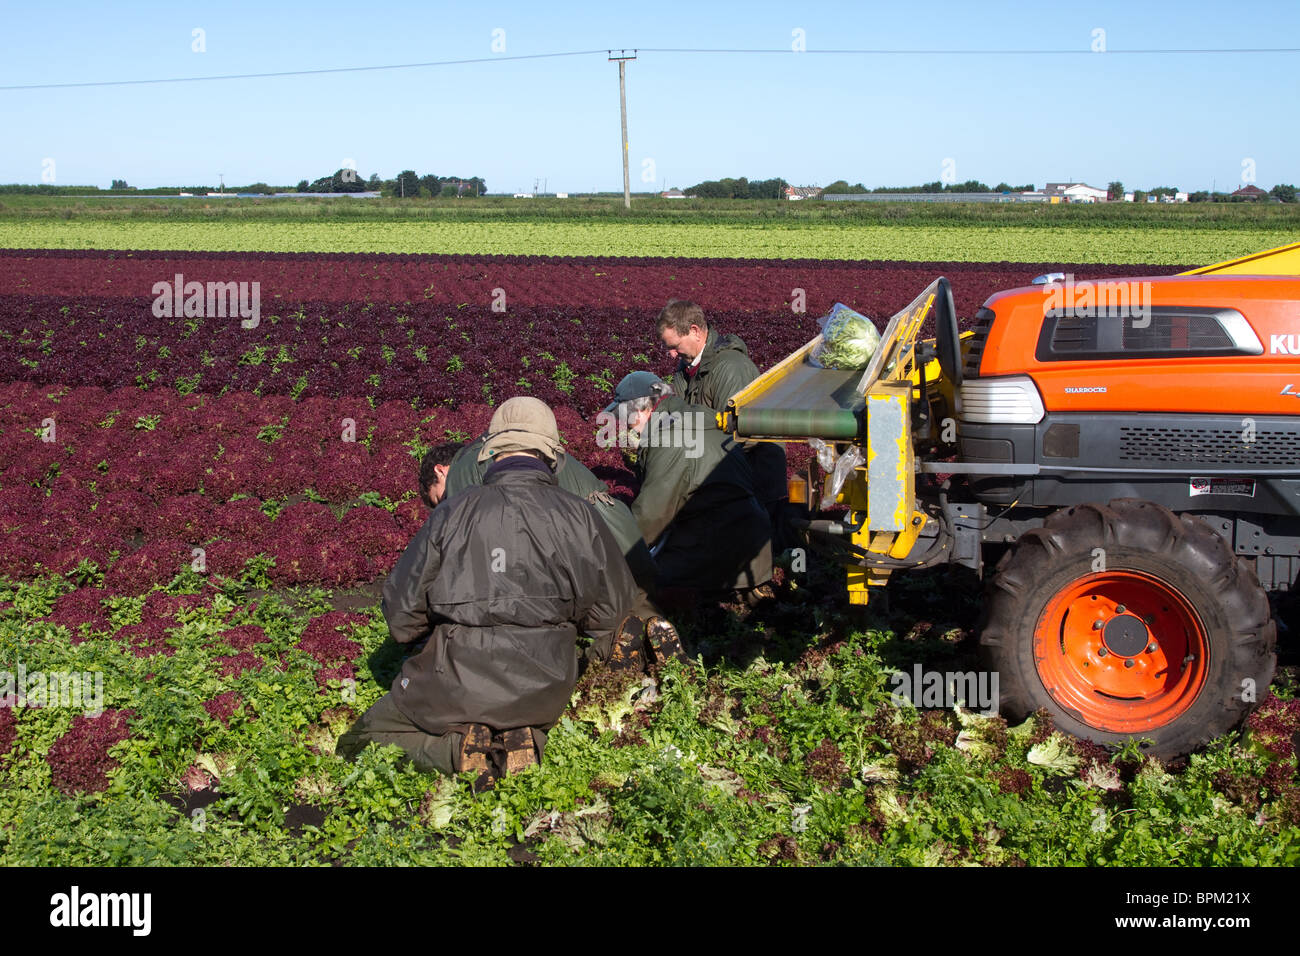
962 307 995 378
1119 425 1300 465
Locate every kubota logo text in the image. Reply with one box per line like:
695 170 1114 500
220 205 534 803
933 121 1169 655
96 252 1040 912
1270 334 1300 355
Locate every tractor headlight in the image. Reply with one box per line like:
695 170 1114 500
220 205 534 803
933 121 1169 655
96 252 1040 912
960 376 1046 424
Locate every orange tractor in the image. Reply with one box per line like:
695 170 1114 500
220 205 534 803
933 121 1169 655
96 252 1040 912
722 242 1300 759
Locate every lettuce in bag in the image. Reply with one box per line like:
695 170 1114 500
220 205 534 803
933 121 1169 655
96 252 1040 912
809 303 881 370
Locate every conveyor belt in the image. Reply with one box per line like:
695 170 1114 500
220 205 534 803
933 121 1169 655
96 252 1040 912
731 359 864 440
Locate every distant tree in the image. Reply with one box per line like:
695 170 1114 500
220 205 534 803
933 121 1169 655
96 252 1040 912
419 174 440 196
296 180 310 192
440 183 460 198
823 180 866 194
1187 190 1211 203
1133 190 1148 203
748 177 788 199
110 179 129 190
1148 186 1178 198
394 170 420 198
684 179 724 198
1270 183 1297 203
335 169 369 193
368 172 380 185
685 177 753 198
944 180 993 193
1107 181 1124 201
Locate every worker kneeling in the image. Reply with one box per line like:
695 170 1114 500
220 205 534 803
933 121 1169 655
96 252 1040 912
337 397 676 786
601 372 773 596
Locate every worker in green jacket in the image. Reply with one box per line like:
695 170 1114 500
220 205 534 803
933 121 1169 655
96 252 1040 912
602 371 772 593
339 398 684 785
657 299 790 545
444 431 658 597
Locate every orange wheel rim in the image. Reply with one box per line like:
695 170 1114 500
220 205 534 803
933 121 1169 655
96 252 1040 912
1032 570 1209 733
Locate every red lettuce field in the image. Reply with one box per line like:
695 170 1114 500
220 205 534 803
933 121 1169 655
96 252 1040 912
0 249 1188 594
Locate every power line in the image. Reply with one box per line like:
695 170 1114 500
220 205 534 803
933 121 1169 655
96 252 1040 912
0 49 608 91
3 44 1298 91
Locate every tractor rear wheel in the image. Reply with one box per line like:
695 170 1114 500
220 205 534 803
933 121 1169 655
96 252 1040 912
980 499 1276 761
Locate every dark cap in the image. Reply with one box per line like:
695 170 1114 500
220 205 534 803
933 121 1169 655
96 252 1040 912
603 371 667 414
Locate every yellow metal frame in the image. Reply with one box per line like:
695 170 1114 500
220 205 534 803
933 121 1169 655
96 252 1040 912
835 281 948 604
1180 241 1300 276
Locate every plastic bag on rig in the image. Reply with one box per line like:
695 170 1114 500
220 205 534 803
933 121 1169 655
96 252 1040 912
809 303 882 371
827 445 865 501
807 438 837 474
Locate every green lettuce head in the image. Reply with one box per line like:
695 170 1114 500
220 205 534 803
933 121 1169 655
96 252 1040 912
812 303 881 370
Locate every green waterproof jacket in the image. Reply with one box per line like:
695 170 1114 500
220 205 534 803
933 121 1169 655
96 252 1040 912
383 459 638 734
630 395 772 591
445 434 657 592
669 327 788 506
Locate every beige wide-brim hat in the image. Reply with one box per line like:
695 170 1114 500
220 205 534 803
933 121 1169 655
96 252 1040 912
477 396 564 465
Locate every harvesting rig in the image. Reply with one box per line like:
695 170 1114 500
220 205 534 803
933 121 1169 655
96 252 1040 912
721 242 1300 759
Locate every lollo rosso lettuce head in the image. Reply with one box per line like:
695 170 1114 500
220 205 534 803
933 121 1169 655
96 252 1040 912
811 303 881 370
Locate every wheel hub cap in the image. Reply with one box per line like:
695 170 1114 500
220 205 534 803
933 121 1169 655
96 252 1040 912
1102 614 1149 657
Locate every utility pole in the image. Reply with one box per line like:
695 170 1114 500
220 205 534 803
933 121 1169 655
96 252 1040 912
609 50 636 210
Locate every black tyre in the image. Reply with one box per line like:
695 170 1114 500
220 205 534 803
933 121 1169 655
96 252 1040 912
979 499 1276 760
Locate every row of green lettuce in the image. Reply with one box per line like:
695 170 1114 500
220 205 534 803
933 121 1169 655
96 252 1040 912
2 566 1298 866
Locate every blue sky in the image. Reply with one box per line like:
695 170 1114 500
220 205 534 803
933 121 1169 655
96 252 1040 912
1 0 1296 193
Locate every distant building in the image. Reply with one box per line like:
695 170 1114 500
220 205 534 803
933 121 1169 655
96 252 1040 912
555 192 568 199
1044 182 1109 203
512 192 534 198
1232 185 1268 200
784 185 823 201
1123 193 1134 202
660 188 686 199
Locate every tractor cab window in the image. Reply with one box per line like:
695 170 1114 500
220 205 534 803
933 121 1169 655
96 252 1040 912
1036 306 1262 361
